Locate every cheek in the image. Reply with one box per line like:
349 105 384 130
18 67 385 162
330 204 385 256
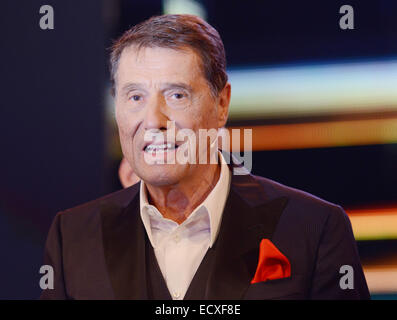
115 106 140 151
180 97 217 130
115 105 128 132
190 107 217 130
116 104 137 133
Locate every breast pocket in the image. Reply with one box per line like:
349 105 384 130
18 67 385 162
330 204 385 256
243 275 306 300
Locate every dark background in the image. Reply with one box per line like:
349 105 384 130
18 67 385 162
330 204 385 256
1 0 396 299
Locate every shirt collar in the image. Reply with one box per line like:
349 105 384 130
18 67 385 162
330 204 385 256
140 151 231 248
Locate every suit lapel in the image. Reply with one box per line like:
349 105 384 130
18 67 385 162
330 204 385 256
101 183 149 299
145 237 173 300
204 169 289 300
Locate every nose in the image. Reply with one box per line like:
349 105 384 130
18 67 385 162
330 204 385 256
143 94 169 132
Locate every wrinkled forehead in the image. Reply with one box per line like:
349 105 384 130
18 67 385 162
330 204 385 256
115 45 206 88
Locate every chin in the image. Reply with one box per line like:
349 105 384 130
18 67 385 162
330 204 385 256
138 164 188 187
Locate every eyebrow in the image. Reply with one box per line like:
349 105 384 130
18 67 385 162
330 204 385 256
160 82 193 93
120 83 145 95
120 82 193 95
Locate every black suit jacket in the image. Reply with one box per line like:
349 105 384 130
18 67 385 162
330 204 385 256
40 165 370 300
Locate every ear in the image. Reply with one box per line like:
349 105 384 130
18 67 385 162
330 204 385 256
118 157 140 188
217 83 231 128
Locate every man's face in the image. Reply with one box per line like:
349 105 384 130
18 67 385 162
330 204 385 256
114 45 228 186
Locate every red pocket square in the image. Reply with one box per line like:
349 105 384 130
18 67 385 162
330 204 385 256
251 239 291 284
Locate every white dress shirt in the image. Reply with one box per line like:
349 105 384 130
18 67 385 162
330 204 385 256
139 152 231 300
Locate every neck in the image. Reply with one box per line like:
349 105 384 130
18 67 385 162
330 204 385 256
145 163 221 224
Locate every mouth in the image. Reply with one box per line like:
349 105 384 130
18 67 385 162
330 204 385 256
143 142 180 153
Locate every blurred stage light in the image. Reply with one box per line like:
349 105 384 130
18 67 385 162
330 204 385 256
347 206 397 241
364 267 397 295
227 117 397 150
228 59 397 120
163 0 207 19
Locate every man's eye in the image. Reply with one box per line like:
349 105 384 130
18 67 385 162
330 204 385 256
172 93 185 99
130 95 142 102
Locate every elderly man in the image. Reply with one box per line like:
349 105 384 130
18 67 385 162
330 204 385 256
40 14 369 300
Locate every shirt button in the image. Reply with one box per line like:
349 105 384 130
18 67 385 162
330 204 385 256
173 292 181 299
173 233 180 243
